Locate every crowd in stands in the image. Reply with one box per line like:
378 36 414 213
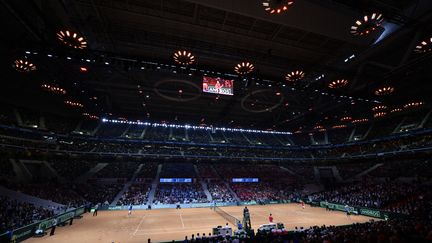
8 183 87 208
0 196 54 234
0 156 15 178
47 158 96 180
117 183 151 206
75 183 123 206
96 161 140 179
310 179 428 211
153 183 208 204
207 181 236 203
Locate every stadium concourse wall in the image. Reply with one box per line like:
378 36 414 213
0 206 86 243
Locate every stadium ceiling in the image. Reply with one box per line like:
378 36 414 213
0 0 431 131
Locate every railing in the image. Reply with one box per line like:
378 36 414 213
0 206 86 242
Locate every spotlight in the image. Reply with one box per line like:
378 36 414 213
404 101 424 109
41 84 66 95
350 13 384 36
373 112 386 118
414 37 432 53
374 86 394 96
173 50 195 65
234 62 254 75
340 116 352 122
328 79 348 89
285 70 305 82
372 105 387 112
57 30 87 49
13 59 36 72
64 100 84 108
262 0 294 14
352 118 368 124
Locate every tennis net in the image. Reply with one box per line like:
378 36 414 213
213 206 241 226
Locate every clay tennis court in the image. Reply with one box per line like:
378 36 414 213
25 204 375 243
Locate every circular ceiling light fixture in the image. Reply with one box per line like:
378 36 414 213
352 118 368 124
13 59 36 72
332 124 347 129
350 13 384 36
64 100 84 108
340 116 352 122
262 0 295 14
173 50 195 65
41 84 66 95
285 70 305 82
372 105 387 112
374 86 394 96
390 108 402 113
57 30 87 49
234 62 254 75
414 37 432 53
328 79 348 89
373 112 386 118
404 101 424 109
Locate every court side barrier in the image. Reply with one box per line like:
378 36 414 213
106 200 293 211
316 201 401 220
0 206 85 243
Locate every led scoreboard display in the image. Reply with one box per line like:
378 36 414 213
232 178 259 183
159 178 192 183
202 76 234 96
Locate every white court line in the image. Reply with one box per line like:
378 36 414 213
179 213 185 228
133 214 147 236
135 226 213 235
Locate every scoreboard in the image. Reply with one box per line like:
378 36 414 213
159 178 192 183
232 178 259 183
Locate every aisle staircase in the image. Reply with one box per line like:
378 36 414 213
147 164 162 204
194 164 212 201
75 163 108 183
111 163 144 206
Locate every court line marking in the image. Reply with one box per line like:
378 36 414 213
179 213 185 228
134 226 214 235
133 214 147 236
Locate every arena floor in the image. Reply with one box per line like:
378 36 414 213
25 204 374 243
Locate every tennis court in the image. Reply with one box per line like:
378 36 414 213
25 204 374 243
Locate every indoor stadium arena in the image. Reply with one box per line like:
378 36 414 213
1 0 432 242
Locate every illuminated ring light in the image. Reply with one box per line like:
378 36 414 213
332 124 347 129
57 30 87 49
350 13 383 36
414 37 432 53
352 118 368 124
314 125 324 130
374 86 394 96
173 50 195 65
234 62 254 75
285 70 305 82
82 113 99 120
390 108 402 113
373 112 386 118
154 79 201 102
262 0 294 14
13 59 36 72
404 101 424 109
41 84 66 95
241 89 284 113
372 105 387 112
328 79 348 89
340 116 352 122
64 100 84 108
